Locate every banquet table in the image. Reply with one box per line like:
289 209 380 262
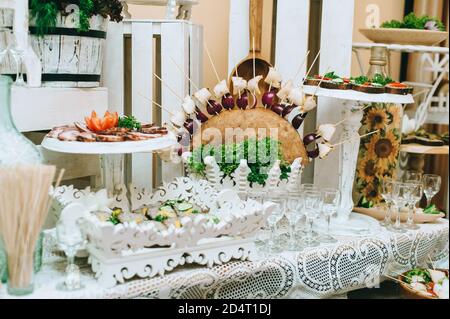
0 218 448 299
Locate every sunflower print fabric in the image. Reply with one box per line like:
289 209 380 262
355 103 402 205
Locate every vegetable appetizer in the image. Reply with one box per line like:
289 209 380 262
402 268 449 299
304 72 412 95
96 199 219 229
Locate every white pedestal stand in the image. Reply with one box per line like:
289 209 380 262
41 136 177 196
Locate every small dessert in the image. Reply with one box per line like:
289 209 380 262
385 82 414 95
319 72 352 90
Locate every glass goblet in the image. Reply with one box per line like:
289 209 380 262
302 190 322 247
265 193 286 253
0 28 10 67
380 178 394 227
403 170 422 183
403 182 422 230
56 219 86 291
285 191 303 251
7 33 26 86
422 174 441 207
390 182 409 233
320 188 340 243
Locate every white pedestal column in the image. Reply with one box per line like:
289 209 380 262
337 101 363 220
315 101 381 236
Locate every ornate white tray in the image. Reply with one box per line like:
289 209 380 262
41 135 177 154
303 85 414 104
53 178 276 287
182 153 304 194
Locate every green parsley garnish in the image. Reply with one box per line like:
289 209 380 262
118 115 142 130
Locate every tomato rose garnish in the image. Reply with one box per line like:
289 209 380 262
85 111 119 132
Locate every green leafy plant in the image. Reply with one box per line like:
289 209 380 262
29 0 123 36
381 12 445 31
118 115 141 130
188 138 291 186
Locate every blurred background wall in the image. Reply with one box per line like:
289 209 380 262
128 0 407 89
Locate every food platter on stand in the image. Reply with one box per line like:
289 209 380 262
302 85 414 104
41 135 177 155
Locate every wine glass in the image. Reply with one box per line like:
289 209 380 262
6 33 25 86
56 219 86 291
422 174 441 207
389 182 409 233
403 182 423 230
302 190 322 247
0 28 10 67
320 188 340 243
380 179 394 227
285 191 303 251
265 193 286 253
403 170 422 183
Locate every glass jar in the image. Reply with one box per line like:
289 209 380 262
0 75 44 288
366 45 389 78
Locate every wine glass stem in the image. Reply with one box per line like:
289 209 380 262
384 203 391 224
289 223 295 244
426 197 432 207
394 205 401 228
305 218 313 241
407 204 414 225
326 215 331 236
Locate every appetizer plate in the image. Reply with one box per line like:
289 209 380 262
41 135 177 155
398 269 449 299
400 144 449 155
353 206 445 224
302 85 413 104
360 28 448 46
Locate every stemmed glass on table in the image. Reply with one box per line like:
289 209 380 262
302 190 323 247
0 28 26 85
422 174 441 208
285 191 304 250
403 182 423 230
55 219 87 291
265 192 286 253
320 188 340 243
390 182 411 233
380 179 395 227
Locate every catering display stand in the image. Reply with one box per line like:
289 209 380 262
302 86 414 235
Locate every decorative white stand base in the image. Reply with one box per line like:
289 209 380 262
87 237 255 288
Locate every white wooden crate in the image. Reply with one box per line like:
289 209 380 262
102 19 203 191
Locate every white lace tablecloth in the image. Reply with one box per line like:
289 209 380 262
1 219 448 299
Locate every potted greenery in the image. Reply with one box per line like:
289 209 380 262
0 0 123 87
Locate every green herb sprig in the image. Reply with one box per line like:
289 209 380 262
188 138 291 186
118 116 142 130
